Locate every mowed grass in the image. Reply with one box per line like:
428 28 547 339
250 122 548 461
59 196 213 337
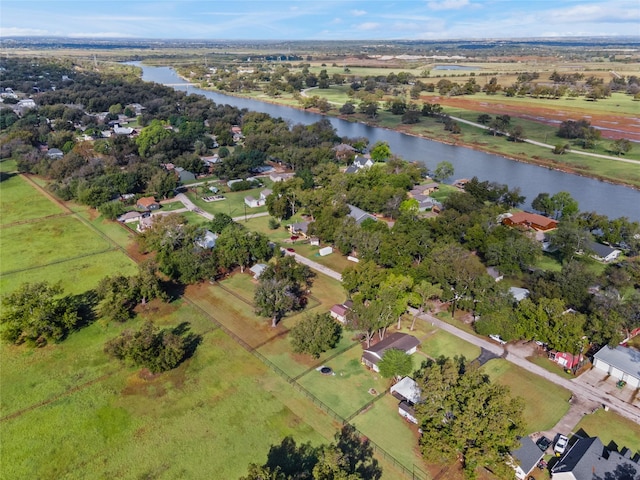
482 359 571 433
0 215 114 273
297 346 388 419
419 329 482 362
574 409 640 453
186 186 269 218
0 174 66 225
352 394 424 472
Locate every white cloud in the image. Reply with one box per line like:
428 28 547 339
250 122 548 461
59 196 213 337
427 0 470 11
547 3 640 23
67 32 136 38
351 9 367 17
0 27 50 36
355 22 380 31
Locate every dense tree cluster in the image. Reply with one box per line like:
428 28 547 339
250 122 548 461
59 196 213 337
0 281 82 346
240 425 382 480
289 313 342 358
415 357 525 480
104 320 201 373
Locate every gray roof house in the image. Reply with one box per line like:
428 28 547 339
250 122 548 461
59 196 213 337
551 436 639 480
250 263 268 279
510 436 544 480
587 241 621 263
195 230 218 249
592 345 640 389
347 204 377 225
46 148 64 159
362 333 421 373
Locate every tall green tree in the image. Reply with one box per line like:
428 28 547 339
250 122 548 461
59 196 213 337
432 161 454 182
1 281 80 346
378 349 413 381
290 313 342 358
416 357 525 480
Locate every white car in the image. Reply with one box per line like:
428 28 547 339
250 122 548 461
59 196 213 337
554 434 569 455
489 334 506 345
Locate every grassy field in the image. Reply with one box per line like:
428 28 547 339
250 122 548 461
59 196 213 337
482 359 571 433
1 174 66 225
574 409 640 452
185 184 270 218
0 302 337 480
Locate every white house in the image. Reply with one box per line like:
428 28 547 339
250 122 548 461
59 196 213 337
587 241 621 263
592 345 640 388
329 301 352 323
390 377 421 424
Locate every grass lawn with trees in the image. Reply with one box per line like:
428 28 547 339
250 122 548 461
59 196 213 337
482 358 571 433
418 329 482 362
1 302 337 480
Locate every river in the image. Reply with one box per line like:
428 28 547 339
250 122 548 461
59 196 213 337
135 63 640 221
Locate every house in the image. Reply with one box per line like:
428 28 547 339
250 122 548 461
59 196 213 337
592 345 640 388
260 188 272 201
250 263 268 279
201 154 220 168
117 211 143 223
347 204 377 225
46 148 64 159
136 196 160 211
245 196 264 208
502 212 558 232
136 215 156 232
270 173 295 183
587 241 621 263
551 436 639 480
412 194 441 212
361 333 421 373
330 300 353 323
509 287 530 302
390 376 422 424
345 155 373 174
113 126 134 135
410 182 440 196
548 350 583 370
175 167 196 183
195 230 218 249
510 436 544 480
487 267 503 282
288 221 310 238
309 237 320 246
333 143 356 160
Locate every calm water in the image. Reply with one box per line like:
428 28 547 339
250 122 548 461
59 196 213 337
134 63 640 221
432 65 477 71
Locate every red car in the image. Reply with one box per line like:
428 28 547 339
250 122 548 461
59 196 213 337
286 248 295 253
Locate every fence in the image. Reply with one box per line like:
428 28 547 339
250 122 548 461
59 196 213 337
185 295 429 480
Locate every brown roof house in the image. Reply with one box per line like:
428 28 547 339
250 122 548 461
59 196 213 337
502 212 558 232
136 196 160 211
361 333 421 373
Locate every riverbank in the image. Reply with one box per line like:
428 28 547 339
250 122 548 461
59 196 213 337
174 72 640 190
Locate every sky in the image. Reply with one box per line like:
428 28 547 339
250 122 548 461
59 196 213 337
0 0 638 41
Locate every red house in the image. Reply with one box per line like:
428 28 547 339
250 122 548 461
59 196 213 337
502 212 558 232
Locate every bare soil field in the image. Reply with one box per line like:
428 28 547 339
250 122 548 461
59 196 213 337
427 95 640 142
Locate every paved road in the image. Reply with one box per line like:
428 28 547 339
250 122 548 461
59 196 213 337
409 308 640 425
282 249 343 282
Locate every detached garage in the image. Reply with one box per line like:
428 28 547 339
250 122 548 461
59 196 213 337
592 345 640 388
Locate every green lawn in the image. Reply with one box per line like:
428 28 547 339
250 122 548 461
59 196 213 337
0 174 66 225
0 215 114 273
0 304 334 480
482 359 571 433
352 394 425 472
418 329 481 363
186 186 269 218
297 346 388 419
574 409 640 453
0 249 138 295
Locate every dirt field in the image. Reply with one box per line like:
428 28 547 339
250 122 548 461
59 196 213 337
427 95 640 142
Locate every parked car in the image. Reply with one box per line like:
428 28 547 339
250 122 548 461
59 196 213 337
489 334 506 345
554 434 569 455
286 247 295 253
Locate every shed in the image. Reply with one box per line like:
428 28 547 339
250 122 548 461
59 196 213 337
390 377 421 404
319 246 333 256
592 345 640 388
250 263 268 279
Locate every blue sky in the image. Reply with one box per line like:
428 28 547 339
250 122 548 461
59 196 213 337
1 1 638 40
